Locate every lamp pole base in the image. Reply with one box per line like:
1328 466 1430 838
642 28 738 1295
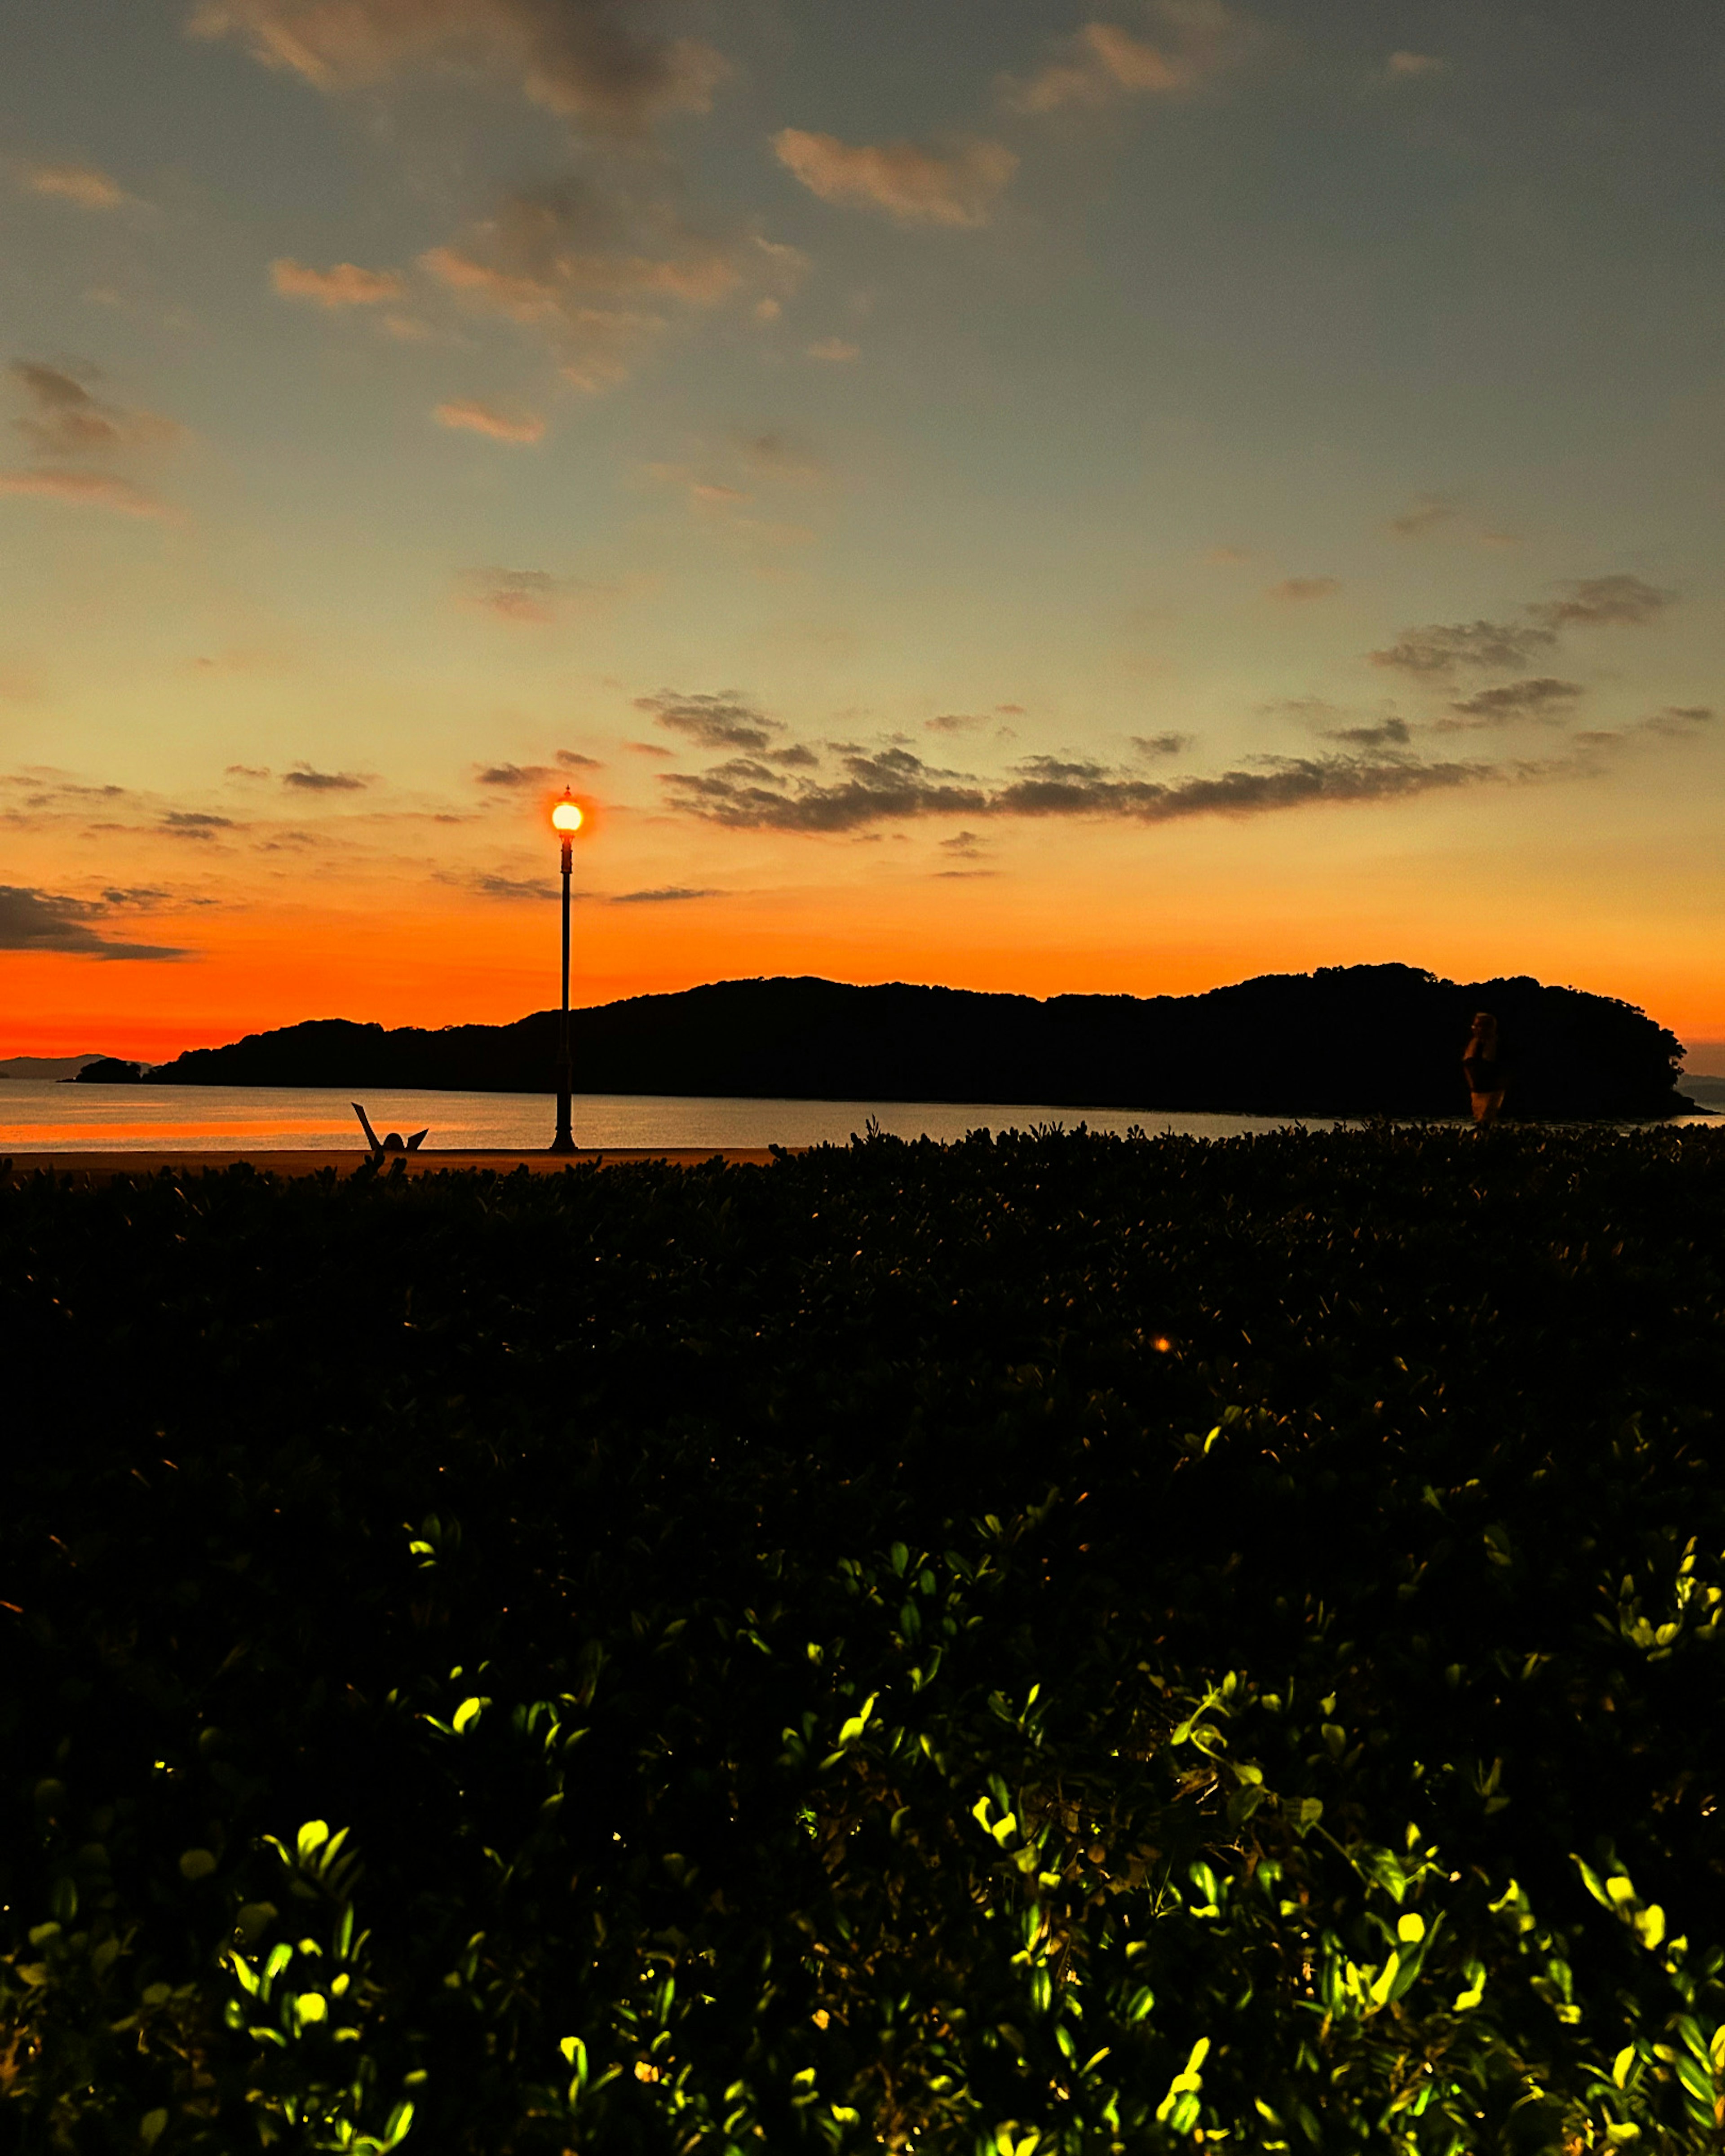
550 1056 575 1153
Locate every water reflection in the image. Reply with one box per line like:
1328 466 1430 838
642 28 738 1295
1 1080 1347 1153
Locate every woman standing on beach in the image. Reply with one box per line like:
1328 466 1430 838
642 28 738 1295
1463 1012 1506 1127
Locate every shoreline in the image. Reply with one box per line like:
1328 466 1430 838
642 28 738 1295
0 1148 790 1184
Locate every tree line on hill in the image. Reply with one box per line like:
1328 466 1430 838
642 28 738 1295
76 963 1692 1118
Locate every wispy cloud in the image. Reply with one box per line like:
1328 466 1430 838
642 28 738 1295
666 745 986 831
446 870 716 905
0 883 188 959
926 712 990 734
459 566 611 625
283 764 368 791
1526 574 1672 628
637 689 783 752
1445 676 1583 726
0 468 171 519
806 336 859 362
474 762 558 787
21 162 127 209
270 257 405 306
1639 704 1713 737
1371 577 1676 676
772 129 1017 229
734 429 824 480
3 361 180 519
160 811 237 838
1387 492 1454 537
662 737 1579 835
1269 575 1341 602
1131 731 1191 758
420 183 804 392
9 362 177 459
1322 717 1411 748
434 398 545 442
1369 618 1559 676
187 0 727 129
1386 51 1448 78
1001 5 1247 114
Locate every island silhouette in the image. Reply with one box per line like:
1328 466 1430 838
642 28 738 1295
104 963 1691 1119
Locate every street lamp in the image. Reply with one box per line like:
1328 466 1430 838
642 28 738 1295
550 788 584 1154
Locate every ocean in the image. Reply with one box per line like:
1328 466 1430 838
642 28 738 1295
0 1078 1351 1153
2 1077 1714 1154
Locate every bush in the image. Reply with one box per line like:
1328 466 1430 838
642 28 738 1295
3 1125 1725 2152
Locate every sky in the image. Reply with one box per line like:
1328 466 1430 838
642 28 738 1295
2 0 1721 1063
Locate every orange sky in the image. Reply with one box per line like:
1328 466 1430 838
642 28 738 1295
4 0 1721 1066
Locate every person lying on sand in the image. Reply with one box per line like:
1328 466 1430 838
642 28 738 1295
353 1103 428 1159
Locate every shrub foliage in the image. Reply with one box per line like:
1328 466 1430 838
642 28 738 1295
3 1126 1725 2152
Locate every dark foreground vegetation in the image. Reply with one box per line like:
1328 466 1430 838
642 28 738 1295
4 1125 1725 2154
136 963 1692 1119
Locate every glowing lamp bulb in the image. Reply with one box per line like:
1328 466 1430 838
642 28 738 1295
552 800 584 833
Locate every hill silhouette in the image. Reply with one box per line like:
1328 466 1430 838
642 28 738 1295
138 965 1691 1118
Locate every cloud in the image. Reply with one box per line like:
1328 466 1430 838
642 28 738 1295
1269 575 1341 602
1387 51 1448 78
1387 492 1454 537
806 336 859 362
3 361 181 520
475 761 558 787
460 566 609 624
1641 704 1714 737
187 0 727 129
270 257 406 306
1001 7 1246 113
8 361 177 459
637 689 782 752
1200 543 1250 565
1131 731 1191 758
22 162 126 209
434 398 546 442
772 129 1017 229
1371 579 1675 676
0 883 188 959
625 740 673 757
1526 574 1673 628
992 749 1552 825
939 829 988 858
160 811 236 837
1322 717 1411 748
226 763 272 778
420 182 805 391
735 429 823 479
557 748 603 769
661 736 1575 835
665 744 986 831
283 764 368 790
1370 618 1559 676
1445 676 1583 726
0 468 171 519
926 712 989 734
612 884 716 903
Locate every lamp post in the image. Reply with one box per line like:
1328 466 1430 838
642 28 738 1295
550 789 584 1153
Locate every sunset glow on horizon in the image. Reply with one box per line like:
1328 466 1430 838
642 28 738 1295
4 1 1721 1065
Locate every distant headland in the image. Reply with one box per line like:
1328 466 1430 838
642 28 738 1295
90 964 1693 1119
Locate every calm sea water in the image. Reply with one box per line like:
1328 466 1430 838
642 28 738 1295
0 1078 1347 1153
